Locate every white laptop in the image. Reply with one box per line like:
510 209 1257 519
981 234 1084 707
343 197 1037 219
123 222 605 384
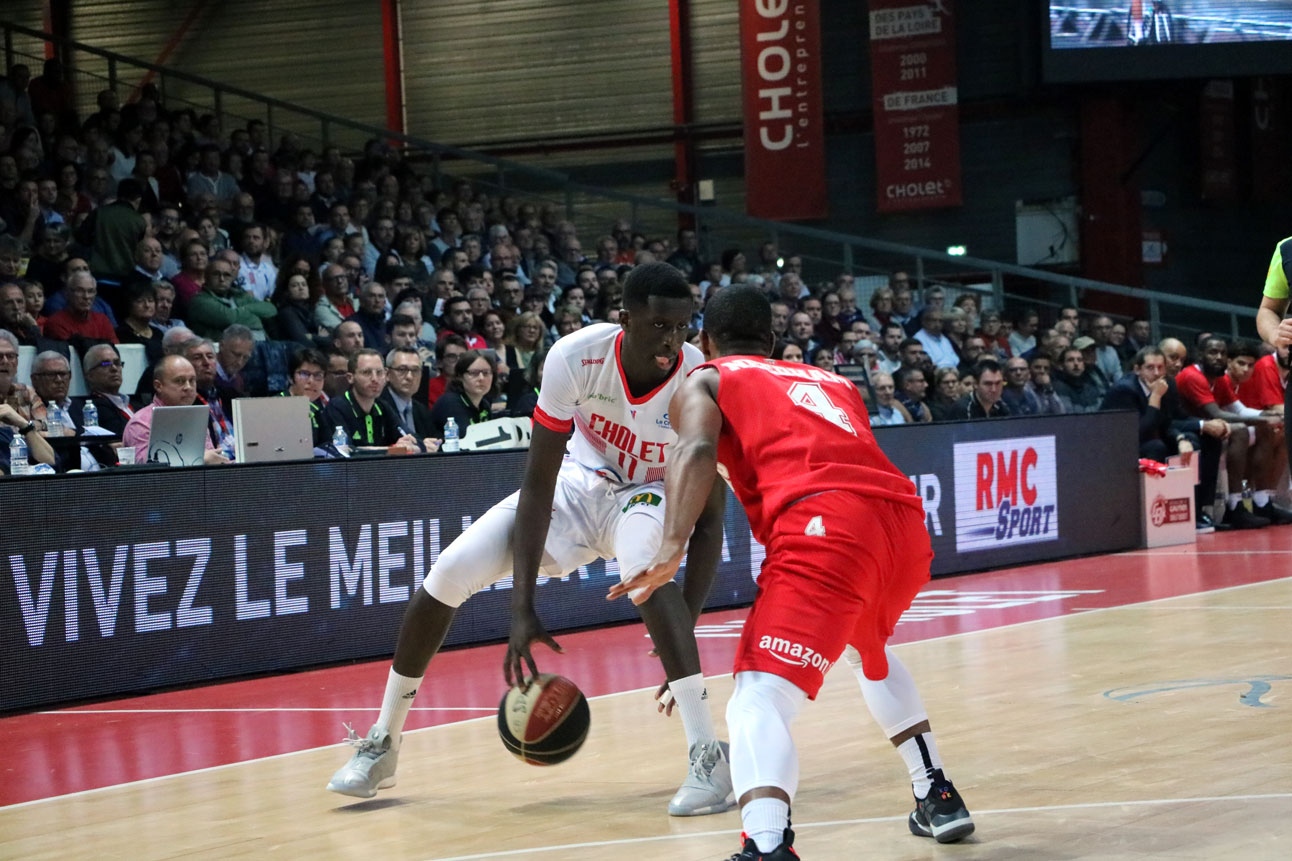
147 405 211 467
232 396 314 464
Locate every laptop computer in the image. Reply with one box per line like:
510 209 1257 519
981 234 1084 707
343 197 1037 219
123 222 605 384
147 405 211 467
232 396 314 464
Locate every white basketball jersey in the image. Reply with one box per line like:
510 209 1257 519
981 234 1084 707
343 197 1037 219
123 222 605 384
533 323 704 485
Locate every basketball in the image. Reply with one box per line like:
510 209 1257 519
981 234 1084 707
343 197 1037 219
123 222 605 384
497 673 591 766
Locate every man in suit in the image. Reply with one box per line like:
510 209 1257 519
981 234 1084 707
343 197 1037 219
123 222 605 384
379 346 440 449
1101 345 1228 531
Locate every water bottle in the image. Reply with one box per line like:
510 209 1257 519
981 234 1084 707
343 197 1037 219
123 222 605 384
82 401 99 429
56 403 74 434
45 401 63 437
9 431 29 476
442 417 460 453
332 424 350 456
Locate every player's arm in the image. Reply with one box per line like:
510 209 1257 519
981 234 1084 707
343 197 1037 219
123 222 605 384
608 370 722 605
504 422 570 686
679 478 727 626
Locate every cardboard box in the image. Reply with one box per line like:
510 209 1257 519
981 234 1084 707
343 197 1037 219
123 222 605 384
1141 457 1198 548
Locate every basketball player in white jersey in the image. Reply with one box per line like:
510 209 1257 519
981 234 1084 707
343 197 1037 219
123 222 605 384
328 263 735 817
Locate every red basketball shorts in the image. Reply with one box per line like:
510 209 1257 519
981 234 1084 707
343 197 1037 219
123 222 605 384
734 491 932 698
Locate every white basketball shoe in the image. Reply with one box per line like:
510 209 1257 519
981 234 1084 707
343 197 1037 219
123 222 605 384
326 724 399 799
668 740 736 816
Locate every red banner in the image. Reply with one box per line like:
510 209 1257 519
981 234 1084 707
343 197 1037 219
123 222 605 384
1199 79 1238 203
869 0 962 213
739 0 828 221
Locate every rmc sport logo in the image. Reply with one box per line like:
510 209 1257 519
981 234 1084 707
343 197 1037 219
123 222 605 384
953 436 1059 553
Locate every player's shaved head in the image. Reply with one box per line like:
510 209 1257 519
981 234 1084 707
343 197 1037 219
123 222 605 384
703 285 775 355
621 261 692 310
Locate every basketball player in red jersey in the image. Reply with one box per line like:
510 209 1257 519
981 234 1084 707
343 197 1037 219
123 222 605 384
611 285 974 859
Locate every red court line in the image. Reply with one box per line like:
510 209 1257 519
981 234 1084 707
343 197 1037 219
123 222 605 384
1 530 1286 807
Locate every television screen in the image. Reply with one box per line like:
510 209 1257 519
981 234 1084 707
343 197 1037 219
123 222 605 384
1044 1 1292 82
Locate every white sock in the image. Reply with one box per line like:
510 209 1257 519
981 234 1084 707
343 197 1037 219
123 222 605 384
1254 490 1271 507
375 668 422 750
1228 493 1242 509
742 797 790 853
669 673 717 750
897 733 945 798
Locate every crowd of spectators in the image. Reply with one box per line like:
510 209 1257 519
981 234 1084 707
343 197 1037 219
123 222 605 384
1 59 1288 536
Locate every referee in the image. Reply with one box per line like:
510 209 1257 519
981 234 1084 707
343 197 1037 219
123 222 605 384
1255 234 1292 466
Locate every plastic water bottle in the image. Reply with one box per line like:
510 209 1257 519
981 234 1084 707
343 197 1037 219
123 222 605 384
9 431 29 476
82 401 99 429
442 417 460 453
332 424 350 456
45 401 63 437
55 403 74 433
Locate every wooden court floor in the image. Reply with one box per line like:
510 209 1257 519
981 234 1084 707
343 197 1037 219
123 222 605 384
1 536 1290 860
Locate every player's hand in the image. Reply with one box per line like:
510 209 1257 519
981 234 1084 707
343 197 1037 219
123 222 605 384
655 680 677 717
607 549 685 605
1201 418 1229 439
504 607 562 688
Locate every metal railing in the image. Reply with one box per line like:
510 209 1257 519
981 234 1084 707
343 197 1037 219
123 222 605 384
1 19 1261 341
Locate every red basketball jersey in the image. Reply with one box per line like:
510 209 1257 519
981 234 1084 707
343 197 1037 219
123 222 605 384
703 356 922 545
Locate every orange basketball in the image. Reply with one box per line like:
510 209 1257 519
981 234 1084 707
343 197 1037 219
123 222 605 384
497 673 591 766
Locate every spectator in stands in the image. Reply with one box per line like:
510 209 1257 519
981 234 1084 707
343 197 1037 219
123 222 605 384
1000 356 1043 416
237 223 278 301
321 347 352 403
1109 322 1132 365
927 367 965 422
424 334 467 408
1023 351 1064 413
322 348 418 451
44 271 118 345
186 144 239 213
956 358 1010 420
785 311 819 355
771 340 803 362
1051 345 1104 414
912 307 959 369
214 324 256 411
479 310 506 355
27 59 73 126
347 281 390 350
380 346 439 448
271 267 325 347
1008 308 1039 357
1176 336 1291 528
868 371 908 426
22 281 46 331
81 343 138 434
1126 318 1152 355
78 177 146 290
28 350 76 434
122 355 228 465
1074 335 1113 399
114 281 165 368
897 337 931 375
875 322 904 375
171 240 209 314
22 223 71 295
438 295 486 349
1159 337 1189 378
1088 315 1123 382
0 175 39 246
895 366 933 423
978 310 1009 359
315 263 355 333
428 349 498 439
178 337 230 445
0 401 56 474
122 236 167 292
151 280 185 332
501 312 545 402
0 329 34 415
666 228 702 280
0 280 40 345
187 257 276 341
957 334 988 376
891 284 918 334
331 320 365 357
